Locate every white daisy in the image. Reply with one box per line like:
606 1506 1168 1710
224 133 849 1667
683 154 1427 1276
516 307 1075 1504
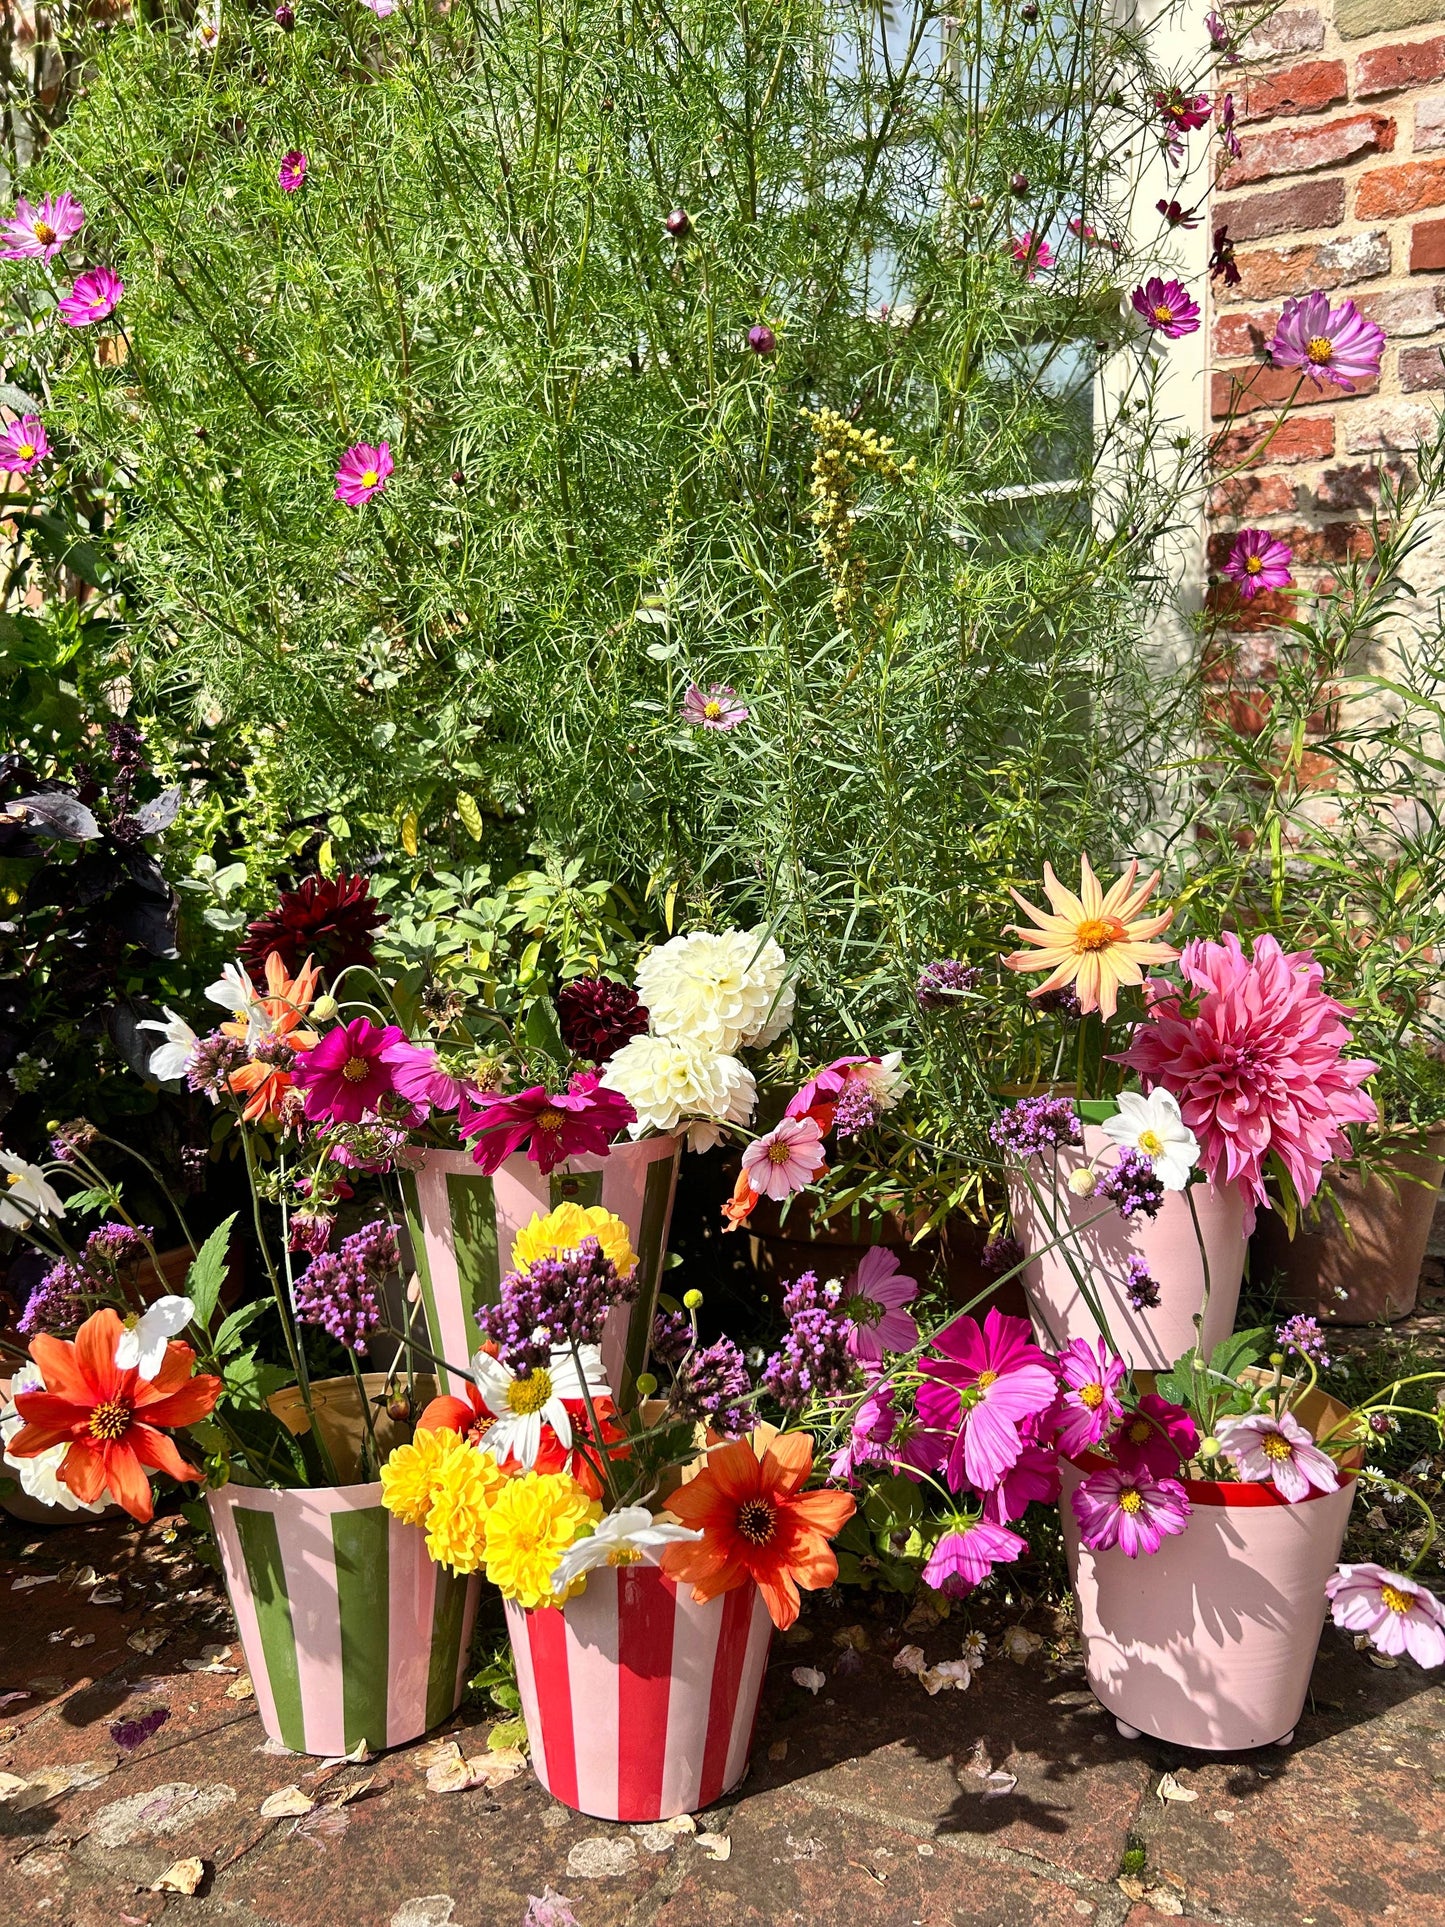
1100 1088 1199 1191
549 1505 702 1593
137 1009 199 1083
0 1153 66 1230
472 1343 609 1471
115 1295 196 1379
204 960 266 1045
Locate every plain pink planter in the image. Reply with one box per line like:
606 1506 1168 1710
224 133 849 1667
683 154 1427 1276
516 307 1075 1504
1008 1125 1247 1369
506 1565 773 1820
1060 1456 1357 1750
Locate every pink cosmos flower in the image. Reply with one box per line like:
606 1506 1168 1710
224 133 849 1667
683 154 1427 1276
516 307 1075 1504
1011 230 1055 278
1270 291 1384 392
1215 1409 1340 1503
681 683 749 730
458 1071 636 1177
278 150 308 193
1108 1394 1198 1478
1114 932 1378 1230
829 1376 897 1482
58 266 123 327
922 1517 1027 1596
839 1247 919 1364
982 1442 1061 1525
0 416 49 474
741 1115 827 1201
292 1017 406 1125
1157 88 1212 134
1131 276 1200 339
335 441 392 505
1224 528 1293 601
1055 1338 1127 1455
1216 92 1241 160
917 1307 1058 1492
1071 1464 1191 1558
379 1038 469 1115
1 191 85 261
362 0 398 12
1325 1563 1445 1669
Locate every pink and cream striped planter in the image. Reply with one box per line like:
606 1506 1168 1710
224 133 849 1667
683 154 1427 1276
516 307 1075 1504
401 1135 683 1400
506 1566 773 1820
208 1482 480 1758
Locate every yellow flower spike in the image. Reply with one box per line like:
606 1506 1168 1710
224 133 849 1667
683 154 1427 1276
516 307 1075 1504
482 1472 602 1609
510 1202 638 1280
1003 854 1179 1021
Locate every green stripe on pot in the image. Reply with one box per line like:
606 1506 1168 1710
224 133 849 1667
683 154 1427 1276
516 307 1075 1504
233 1507 306 1753
550 1169 605 1209
333 1507 391 1755
425 1563 469 1732
621 1152 677 1404
398 1169 444 1374
446 1172 500 1337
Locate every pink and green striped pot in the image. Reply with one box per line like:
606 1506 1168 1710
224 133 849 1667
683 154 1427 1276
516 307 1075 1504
401 1135 683 1399
208 1482 480 1758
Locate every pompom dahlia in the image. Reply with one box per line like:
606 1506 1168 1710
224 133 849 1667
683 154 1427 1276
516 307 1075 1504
241 872 386 977
600 1032 755 1139
636 928 794 1054
556 976 649 1063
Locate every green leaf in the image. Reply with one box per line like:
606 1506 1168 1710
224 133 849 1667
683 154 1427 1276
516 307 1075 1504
211 1297 270 1358
1206 1327 1271 1385
186 1214 237 1327
1076 1097 1121 1123
487 1715 528 1750
457 792 484 841
522 995 566 1063
221 1351 292 1410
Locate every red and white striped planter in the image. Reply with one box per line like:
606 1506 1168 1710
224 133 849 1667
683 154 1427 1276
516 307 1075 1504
505 1566 773 1820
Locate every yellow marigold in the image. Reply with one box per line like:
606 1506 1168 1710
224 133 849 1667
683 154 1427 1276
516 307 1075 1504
423 1442 508 1576
482 1471 601 1609
380 1425 470 1529
511 1202 638 1280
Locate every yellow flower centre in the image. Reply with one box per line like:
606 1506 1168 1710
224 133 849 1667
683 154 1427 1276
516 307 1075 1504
703 700 723 719
1261 1430 1293 1461
5 1172 21 1188
33 221 56 245
15 441 35 460
1137 1129 1164 1157
1379 1583 1413 1614
360 467 379 488
976 1369 999 1391
89 1396 132 1442
1244 554 1263 574
1305 335 1333 365
1128 1418 1152 1445
1118 1487 1143 1514
767 1139 795 1164
1152 303 1175 326
506 1367 554 1415
536 1108 565 1133
1079 1382 1105 1410
736 1497 776 1546
1074 914 1128 953
341 1055 371 1082
606 1545 644 1566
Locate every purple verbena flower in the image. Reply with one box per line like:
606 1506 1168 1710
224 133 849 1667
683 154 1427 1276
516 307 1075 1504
760 1270 854 1409
650 1307 692 1368
674 1338 751 1433
186 1029 248 1102
1100 1149 1165 1221
477 1236 633 1374
1125 1256 1162 1310
1276 1313 1330 1368
915 959 982 1014
980 1232 1025 1278
18 1260 88 1336
83 1222 150 1270
293 1221 397 1355
989 1094 1082 1160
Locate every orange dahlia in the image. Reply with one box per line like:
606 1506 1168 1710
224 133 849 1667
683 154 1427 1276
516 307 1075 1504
1003 855 1178 1021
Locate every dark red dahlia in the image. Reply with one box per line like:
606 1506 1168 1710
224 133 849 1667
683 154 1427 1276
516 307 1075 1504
240 873 386 978
557 976 649 1064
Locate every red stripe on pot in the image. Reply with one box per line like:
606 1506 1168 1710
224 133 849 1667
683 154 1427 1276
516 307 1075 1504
565 1569 620 1819
697 1583 756 1809
616 1566 677 1820
528 1605 579 1810
505 1597 548 1790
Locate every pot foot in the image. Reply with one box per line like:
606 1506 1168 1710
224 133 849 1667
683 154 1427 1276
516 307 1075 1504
1114 1719 1142 1741
1274 1729 1294 1748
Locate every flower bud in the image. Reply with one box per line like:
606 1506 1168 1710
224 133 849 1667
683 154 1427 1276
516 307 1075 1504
1010 172 1030 196
634 1371 658 1397
664 208 691 238
1269 1352 1285 1369
274 2 295 24
747 323 776 356
1020 1 1038 17
311 993 339 1021
1198 1436 1220 1459
1066 1165 1098 1197
683 1288 704 1311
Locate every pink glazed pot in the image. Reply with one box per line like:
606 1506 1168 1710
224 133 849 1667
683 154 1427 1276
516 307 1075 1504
1007 1126 1247 1369
1060 1432 1357 1751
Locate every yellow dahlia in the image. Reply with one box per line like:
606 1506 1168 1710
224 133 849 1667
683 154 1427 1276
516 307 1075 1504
482 1471 601 1609
1004 855 1178 1021
423 1442 508 1575
510 1202 638 1280
379 1425 469 1528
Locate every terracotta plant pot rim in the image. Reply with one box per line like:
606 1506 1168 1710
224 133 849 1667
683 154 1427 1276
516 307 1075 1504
1067 1448 1357 1509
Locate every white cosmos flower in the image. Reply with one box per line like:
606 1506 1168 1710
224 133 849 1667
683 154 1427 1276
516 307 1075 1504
472 1343 609 1471
137 1009 199 1083
602 1034 756 1139
852 1051 909 1111
1 1366 106 1513
204 960 265 1045
0 1153 66 1230
115 1295 195 1379
549 1505 703 1594
190 1 221 53
1100 1088 1199 1191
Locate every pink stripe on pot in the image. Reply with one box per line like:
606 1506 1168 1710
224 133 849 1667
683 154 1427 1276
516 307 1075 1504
557 1570 622 1820
721 1588 774 1795
385 1510 437 1748
207 1488 284 1746
657 1574 725 1818
271 1484 362 1758
410 1155 475 1387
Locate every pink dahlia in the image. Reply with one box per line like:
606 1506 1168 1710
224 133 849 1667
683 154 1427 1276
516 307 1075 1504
1223 528 1293 601
1011 230 1054 279
922 1517 1027 1597
379 1037 469 1115
459 1072 636 1177
681 683 749 730
292 1016 406 1124
1270 291 1384 392
1215 1409 1340 1503
278 150 308 193
0 416 49 475
1071 1464 1191 1558
917 1307 1058 1492
1108 1393 1197 1478
1131 276 1200 339
741 1115 827 1202
838 1247 919 1364
981 1442 1060 1525
58 266 123 327
1114 932 1377 1229
1325 1564 1445 1669
1 191 85 261
1055 1338 1127 1455
335 440 392 505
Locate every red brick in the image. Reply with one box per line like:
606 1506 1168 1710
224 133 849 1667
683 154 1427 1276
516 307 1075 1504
1213 310 1278 357
1214 179 1345 241
1410 216 1445 270
1221 114 1396 189
1204 583 1298 631
1311 463 1397 509
1243 59 1348 120
1400 343 1445 388
1357 156 1445 217
1210 474 1300 519
1242 8 1326 58
1356 33 1445 98
1287 522 1379 563
1358 284 1445 334
1224 229 1391 303
1213 415 1336 465
1415 94 1445 149
1345 399 1439 449
1213 364 1381 417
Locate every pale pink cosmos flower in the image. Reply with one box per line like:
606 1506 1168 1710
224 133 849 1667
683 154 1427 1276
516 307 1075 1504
839 1247 919 1364
740 1115 827 1201
916 1307 1058 1491
379 1037 469 1114
278 150 308 193
1131 276 1200 339
0 416 49 474
922 1516 1027 1596
1 192 86 261
1325 1563 1445 1669
1270 291 1384 392
1072 1464 1191 1558
362 0 398 14
1224 528 1293 601
1011 230 1055 279
682 683 749 730
58 266 123 327
1215 1409 1340 1502
1055 1337 1127 1455
335 441 392 505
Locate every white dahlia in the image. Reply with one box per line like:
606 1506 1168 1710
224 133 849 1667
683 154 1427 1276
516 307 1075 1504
601 1034 757 1138
636 928 795 1054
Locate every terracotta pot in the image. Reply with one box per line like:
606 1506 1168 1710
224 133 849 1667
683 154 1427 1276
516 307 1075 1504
1008 1126 1247 1369
267 1372 438 1487
1253 1130 1445 1325
506 1565 772 1819
1060 1386 1358 1751
400 1137 682 1400
209 1479 479 1757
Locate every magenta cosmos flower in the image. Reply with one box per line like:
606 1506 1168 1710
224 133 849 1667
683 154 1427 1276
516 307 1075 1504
682 683 748 730
1072 1464 1191 1558
917 1307 1058 1492
1224 527 1293 601
1 191 85 261
1055 1338 1127 1456
1109 1393 1198 1478
1115 932 1377 1230
922 1516 1027 1596
1270 291 1384 392
292 1016 406 1125
982 1441 1060 1524
1011 231 1054 278
0 416 49 474
58 266 123 327
740 1114 827 1202
379 1037 469 1115
1325 1564 1445 1669
1131 276 1200 339
335 441 392 505
459 1072 636 1177
1215 1409 1340 1503
278 150 308 193
838 1247 919 1364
